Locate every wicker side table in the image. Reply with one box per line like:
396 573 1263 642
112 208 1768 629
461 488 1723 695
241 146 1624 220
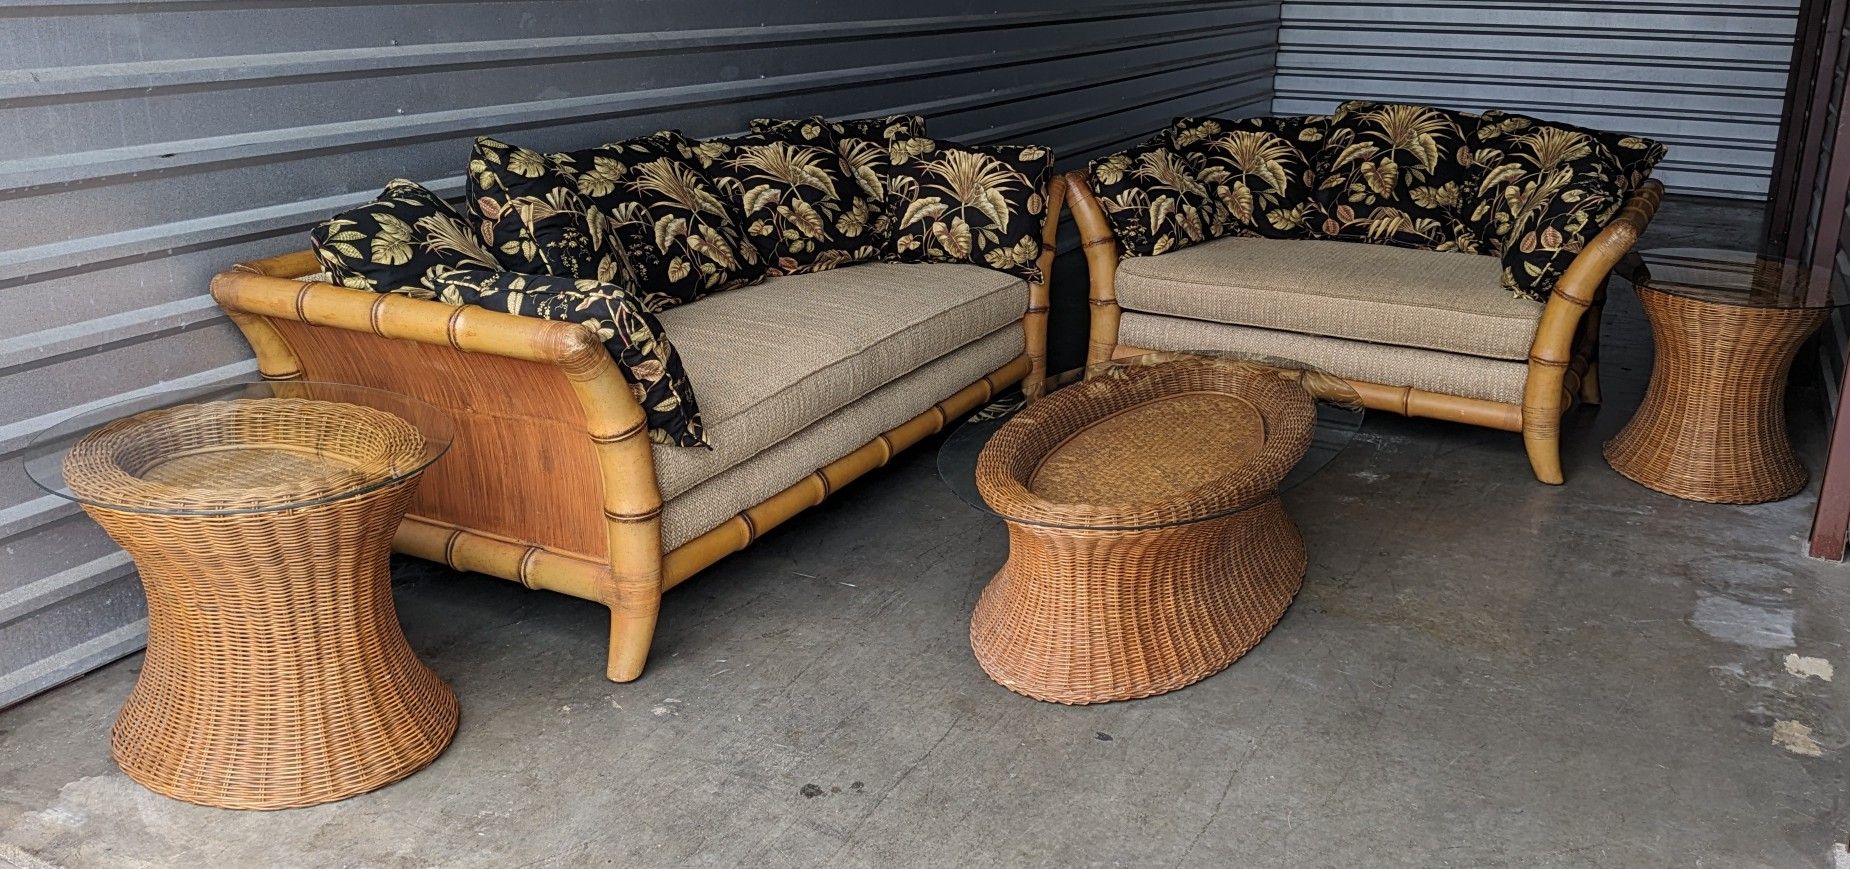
25 382 458 810
1604 249 1840 504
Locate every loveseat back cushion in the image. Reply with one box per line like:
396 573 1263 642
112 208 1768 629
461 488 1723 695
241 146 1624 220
688 131 882 276
1087 138 1219 257
749 114 928 143
1169 115 1328 239
430 267 707 447
1313 101 1483 252
1468 111 1663 301
311 179 501 296
468 138 634 285
884 138 1054 281
545 130 765 310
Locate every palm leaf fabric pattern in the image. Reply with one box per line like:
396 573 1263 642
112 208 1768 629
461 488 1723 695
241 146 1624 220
1169 115 1327 239
430 267 708 447
691 130 882 276
884 138 1054 281
469 138 633 286
542 131 765 311
310 179 500 297
1086 138 1220 257
1314 101 1483 251
1468 111 1664 301
750 114 928 144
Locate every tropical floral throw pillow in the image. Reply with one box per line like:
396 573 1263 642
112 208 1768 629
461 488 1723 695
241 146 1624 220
310 179 500 297
1169 115 1327 239
1087 138 1220 257
749 114 927 144
468 138 633 286
688 130 882 275
555 131 764 310
1468 112 1663 301
883 138 1055 281
1313 101 1484 251
431 267 708 447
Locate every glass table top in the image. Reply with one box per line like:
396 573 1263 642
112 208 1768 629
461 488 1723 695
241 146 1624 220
24 381 454 516
938 351 1365 525
1636 248 1846 309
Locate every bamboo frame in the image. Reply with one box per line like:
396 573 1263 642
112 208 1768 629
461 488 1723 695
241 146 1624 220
210 176 1062 682
1065 170 1663 484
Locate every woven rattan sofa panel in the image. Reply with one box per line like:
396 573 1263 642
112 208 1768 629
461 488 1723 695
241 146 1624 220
1115 237 1540 361
1118 312 1527 405
663 326 1021 549
653 263 1027 501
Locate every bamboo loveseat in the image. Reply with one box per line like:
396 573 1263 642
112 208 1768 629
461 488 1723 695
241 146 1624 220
210 175 1066 683
1066 106 1665 484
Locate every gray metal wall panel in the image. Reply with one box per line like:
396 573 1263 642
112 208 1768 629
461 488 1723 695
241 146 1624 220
1274 0 1801 199
0 0 1282 708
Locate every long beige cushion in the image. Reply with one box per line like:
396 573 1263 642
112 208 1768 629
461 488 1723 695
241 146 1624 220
1119 311 1528 405
653 263 1027 501
662 326 1023 550
1115 237 1541 362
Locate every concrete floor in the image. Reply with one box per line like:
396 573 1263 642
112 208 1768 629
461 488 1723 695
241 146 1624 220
3 196 1848 867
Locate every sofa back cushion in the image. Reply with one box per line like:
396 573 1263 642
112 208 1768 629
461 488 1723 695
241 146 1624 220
1468 112 1664 301
311 179 502 296
884 138 1055 281
1169 115 1328 239
1087 138 1220 257
750 114 927 143
1313 101 1483 252
468 138 634 286
431 267 708 447
689 130 883 276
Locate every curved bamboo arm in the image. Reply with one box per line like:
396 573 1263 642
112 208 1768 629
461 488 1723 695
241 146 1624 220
1024 173 1067 400
1063 170 1124 367
1521 179 1665 484
212 259 666 682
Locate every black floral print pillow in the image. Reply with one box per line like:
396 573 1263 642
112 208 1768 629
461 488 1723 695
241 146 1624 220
1468 112 1659 301
688 131 882 275
1087 138 1219 257
749 114 927 143
1170 115 1327 239
1314 101 1484 251
546 131 765 311
883 138 1055 281
430 266 708 447
468 138 633 285
311 179 501 297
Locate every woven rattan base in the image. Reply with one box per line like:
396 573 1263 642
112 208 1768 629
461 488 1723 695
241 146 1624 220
971 497 1305 704
1604 285 1827 504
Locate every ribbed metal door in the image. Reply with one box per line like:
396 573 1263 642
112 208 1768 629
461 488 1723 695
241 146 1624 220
0 0 1283 708
1274 0 1801 199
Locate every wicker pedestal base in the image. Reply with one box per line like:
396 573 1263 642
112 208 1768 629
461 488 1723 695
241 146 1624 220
1604 285 1827 504
971 497 1306 704
88 475 458 810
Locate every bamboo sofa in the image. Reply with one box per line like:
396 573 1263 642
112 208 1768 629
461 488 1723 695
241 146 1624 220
1067 175 1664 484
210 176 1066 683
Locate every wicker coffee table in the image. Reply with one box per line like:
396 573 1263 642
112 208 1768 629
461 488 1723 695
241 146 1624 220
1605 248 1845 503
25 381 458 809
939 353 1363 704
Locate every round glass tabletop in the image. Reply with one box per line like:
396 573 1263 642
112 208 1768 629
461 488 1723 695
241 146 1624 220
938 351 1365 523
1636 247 1847 309
24 381 454 516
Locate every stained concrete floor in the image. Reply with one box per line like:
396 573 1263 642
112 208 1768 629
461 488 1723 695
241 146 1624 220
4 196 1848 868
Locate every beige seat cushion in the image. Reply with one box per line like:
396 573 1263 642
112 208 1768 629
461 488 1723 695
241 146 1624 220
662 326 1023 550
1115 237 1541 361
1119 312 1528 405
653 262 1027 500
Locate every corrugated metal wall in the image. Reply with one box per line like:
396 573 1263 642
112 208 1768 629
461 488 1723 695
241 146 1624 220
0 0 1283 708
1273 0 1801 199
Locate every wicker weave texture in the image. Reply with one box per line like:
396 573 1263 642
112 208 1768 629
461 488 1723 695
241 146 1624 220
970 359 1314 704
1603 285 1827 504
66 399 456 809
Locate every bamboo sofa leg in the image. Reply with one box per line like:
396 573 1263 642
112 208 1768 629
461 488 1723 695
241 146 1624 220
1522 420 1565 485
607 583 662 683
